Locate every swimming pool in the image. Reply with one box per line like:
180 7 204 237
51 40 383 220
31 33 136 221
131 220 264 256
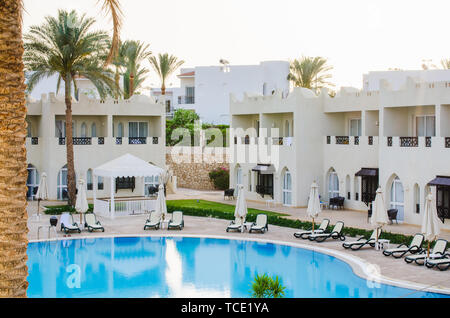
27 236 449 298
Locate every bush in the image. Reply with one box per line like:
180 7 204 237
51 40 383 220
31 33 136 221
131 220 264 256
44 204 93 215
208 167 229 190
250 273 286 298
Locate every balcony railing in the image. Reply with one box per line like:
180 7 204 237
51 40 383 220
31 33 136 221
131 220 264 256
335 136 349 145
129 137 147 145
58 137 92 145
400 137 418 147
178 96 195 104
446 137 450 148
31 137 38 145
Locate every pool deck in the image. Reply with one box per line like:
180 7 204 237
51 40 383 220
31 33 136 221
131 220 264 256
26 189 450 296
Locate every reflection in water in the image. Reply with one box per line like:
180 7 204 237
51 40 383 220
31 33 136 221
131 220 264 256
26 237 449 298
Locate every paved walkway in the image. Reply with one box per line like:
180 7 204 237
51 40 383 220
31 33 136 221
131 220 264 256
26 194 450 295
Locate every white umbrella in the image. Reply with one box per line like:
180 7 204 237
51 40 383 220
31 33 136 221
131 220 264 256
75 179 89 225
421 193 442 258
370 187 389 242
35 172 48 218
307 181 321 233
155 184 168 221
234 184 247 232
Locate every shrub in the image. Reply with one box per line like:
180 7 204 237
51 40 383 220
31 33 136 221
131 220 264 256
44 204 93 215
250 273 286 298
208 167 229 190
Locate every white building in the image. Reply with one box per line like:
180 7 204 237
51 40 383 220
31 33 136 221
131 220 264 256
26 93 166 202
229 73 450 229
152 61 290 124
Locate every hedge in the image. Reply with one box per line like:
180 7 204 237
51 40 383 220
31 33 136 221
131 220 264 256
44 204 93 215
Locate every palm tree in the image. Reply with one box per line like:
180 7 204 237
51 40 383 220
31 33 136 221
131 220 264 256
441 59 450 69
287 56 334 93
0 0 29 298
149 53 184 95
121 40 152 98
24 10 115 206
0 0 121 298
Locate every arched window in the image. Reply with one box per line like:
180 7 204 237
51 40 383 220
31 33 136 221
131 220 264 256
390 176 404 221
282 169 292 206
87 169 93 190
328 169 339 198
354 176 360 201
235 165 243 197
80 122 87 137
27 164 39 200
345 175 351 200
414 184 420 214
91 123 97 137
57 165 68 200
117 122 124 137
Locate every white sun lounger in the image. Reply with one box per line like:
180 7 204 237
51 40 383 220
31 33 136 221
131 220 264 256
342 229 380 250
84 213 104 232
168 211 184 230
144 212 161 230
382 233 424 258
60 213 81 234
294 219 330 239
226 216 245 232
405 239 447 265
249 214 268 233
308 221 345 242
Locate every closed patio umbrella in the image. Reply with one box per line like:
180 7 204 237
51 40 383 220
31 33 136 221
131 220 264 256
234 184 247 232
75 179 89 225
370 188 389 243
155 184 168 221
421 193 442 258
35 172 48 219
307 181 321 234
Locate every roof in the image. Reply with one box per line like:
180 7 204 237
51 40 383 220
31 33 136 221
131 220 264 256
428 176 450 187
177 71 195 77
355 168 379 177
252 164 275 175
93 153 164 178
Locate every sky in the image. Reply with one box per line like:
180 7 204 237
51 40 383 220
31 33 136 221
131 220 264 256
22 0 450 92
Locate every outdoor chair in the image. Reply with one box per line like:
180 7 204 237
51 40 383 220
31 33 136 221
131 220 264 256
84 213 104 232
224 188 235 200
144 211 161 230
425 254 450 271
308 221 346 242
60 213 81 234
294 219 330 239
249 214 268 233
405 239 448 265
168 211 184 230
387 209 398 224
342 229 381 251
329 197 345 210
226 216 245 232
383 233 424 258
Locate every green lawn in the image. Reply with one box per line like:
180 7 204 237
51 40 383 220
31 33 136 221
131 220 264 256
166 199 288 217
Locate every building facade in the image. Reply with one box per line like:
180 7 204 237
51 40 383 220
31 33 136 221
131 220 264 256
26 93 166 201
229 76 450 229
152 61 290 125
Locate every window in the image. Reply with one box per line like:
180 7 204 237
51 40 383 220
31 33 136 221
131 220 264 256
117 122 124 137
87 169 93 190
285 120 290 137
248 170 252 191
55 120 75 137
328 170 339 198
235 166 243 196
165 100 171 113
414 184 420 214
129 122 148 137
144 175 159 196
390 177 404 221
91 123 97 137
116 177 135 192
27 164 39 200
416 115 435 137
80 122 87 137
57 165 68 200
349 119 362 136
98 176 104 190
354 176 360 201
282 170 292 206
27 121 32 137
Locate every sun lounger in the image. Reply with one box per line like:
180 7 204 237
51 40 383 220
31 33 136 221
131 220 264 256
308 221 345 242
249 214 268 233
382 233 424 258
144 212 161 230
226 216 245 232
168 211 184 230
84 213 104 232
405 239 448 265
425 254 450 271
342 228 381 250
60 213 81 234
293 219 330 239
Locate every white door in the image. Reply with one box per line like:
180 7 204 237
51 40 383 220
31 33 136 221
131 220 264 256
328 172 339 198
390 177 404 221
282 171 292 206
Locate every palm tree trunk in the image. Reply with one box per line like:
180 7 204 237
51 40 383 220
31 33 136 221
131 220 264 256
114 67 120 99
0 0 29 298
161 83 166 96
129 73 134 97
64 75 77 206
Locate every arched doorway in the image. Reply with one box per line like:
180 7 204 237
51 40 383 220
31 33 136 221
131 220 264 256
27 164 39 200
57 165 68 200
282 169 292 206
328 169 339 199
390 176 404 221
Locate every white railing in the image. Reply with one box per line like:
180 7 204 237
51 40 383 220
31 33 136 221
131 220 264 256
94 197 156 218
94 198 110 216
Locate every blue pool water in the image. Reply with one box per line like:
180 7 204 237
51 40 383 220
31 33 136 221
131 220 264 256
27 236 449 298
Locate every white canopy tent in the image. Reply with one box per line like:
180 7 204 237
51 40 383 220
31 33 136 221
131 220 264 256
93 153 164 218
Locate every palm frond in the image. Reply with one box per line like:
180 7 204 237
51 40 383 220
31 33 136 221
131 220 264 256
100 0 123 66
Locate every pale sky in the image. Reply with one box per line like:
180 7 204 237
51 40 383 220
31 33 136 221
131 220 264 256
23 0 450 92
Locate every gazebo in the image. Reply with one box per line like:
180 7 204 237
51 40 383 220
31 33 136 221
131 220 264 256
93 153 164 218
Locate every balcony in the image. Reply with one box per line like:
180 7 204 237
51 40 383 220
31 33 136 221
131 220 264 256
178 96 195 104
58 137 95 145
326 136 377 146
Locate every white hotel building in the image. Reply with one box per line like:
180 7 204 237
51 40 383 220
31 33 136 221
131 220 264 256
25 93 166 201
229 71 450 229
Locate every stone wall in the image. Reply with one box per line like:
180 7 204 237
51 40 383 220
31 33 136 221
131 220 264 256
166 147 230 190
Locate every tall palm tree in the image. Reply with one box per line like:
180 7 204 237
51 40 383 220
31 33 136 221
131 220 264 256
287 56 334 93
121 40 152 98
0 0 29 298
149 53 184 95
0 0 121 298
24 10 115 206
